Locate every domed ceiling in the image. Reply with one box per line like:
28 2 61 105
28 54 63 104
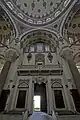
2 0 72 26
0 6 14 47
64 8 80 72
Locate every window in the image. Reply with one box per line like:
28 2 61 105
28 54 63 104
16 90 26 108
36 43 43 52
76 65 80 73
33 96 41 111
45 44 50 52
30 45 35 52
69 37 73 44
70 89 80 112
52 82 66 109
0 63 5 73
54 90 65 108
28 43 54 53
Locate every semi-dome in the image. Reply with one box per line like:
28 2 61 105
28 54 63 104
2 0 72 26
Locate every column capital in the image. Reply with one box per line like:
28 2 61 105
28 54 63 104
5 48 20 62
59 46 73 60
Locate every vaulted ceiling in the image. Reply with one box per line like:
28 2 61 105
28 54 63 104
0 0 80 72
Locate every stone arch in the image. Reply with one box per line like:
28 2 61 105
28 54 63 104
51 82 63 88
18 82 29 88
60 0 78 38
20 29 59 51
73 52 80 63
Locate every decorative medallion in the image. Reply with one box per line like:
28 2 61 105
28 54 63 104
2 0 72 26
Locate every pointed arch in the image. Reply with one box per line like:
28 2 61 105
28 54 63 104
18 82 29 88
51 82 63 88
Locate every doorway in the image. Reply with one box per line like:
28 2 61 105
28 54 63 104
70 89 80 112
33 95 41 111
34 83 47 113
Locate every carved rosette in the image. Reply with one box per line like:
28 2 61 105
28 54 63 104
60 47 73 60
5 48 20 62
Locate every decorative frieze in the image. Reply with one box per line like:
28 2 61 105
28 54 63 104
32 76 47 84
17 69 63 76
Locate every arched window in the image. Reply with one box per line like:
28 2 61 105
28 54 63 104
45 44 50 52
76 62 80 73
51 82 66 109
30 45 35 52
36 43 43 52
27 43 54 53
15 80 29 109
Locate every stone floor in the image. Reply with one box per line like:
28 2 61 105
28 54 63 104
0 112 80 120
28 112 53 120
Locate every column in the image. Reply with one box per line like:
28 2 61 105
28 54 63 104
62 58 76 111
68 60 80 94
3 48 19 111
60 46 80 94
47 77 53 114
28 78 33 115
0 61 11 96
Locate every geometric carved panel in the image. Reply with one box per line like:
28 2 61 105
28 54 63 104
35 54 45 64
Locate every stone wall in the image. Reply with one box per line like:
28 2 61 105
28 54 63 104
0 114 22 120
58 115 80 120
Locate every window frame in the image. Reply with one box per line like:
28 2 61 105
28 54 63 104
14 88 28 111
24 43 55 53
52 87 67 110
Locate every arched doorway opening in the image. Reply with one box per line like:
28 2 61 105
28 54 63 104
33 83 47 113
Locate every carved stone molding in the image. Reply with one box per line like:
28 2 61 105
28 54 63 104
20 29 58 49
35 54 45 64
32 76 47 84
51 78 61 83
18 79 29 88
50 78 62 88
